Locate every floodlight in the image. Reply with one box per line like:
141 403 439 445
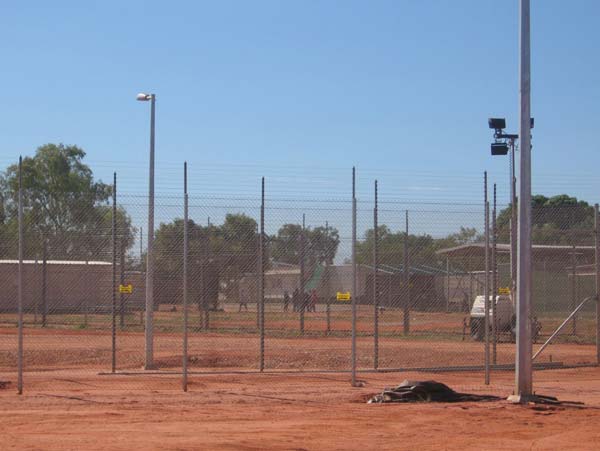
137 92 151 101
491 142 509 156
488 118 506 130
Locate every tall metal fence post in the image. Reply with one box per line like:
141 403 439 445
300 214 305 335
325 221 331 336
445 256 450 313
373 180 379 370
492 183 498 365
42 240 47 328
571 244 577 336
403 210 410 335
351 167 358 386
17 156 24 395
183 162 189 392
259 177 265 372
111 172 117 374
484 172 490 385
595 203 600 364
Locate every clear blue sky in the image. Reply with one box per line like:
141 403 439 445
1 0 599 210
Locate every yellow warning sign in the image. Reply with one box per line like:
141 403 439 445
119 284 133 294
336 292 351 301
498 287 510 295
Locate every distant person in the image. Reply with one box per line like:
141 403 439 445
283 290 290 312
239 289 248 312
309 289 318 313
292 288 300 312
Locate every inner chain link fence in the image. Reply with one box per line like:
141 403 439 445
1 176 599 390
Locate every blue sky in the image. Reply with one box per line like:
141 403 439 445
1 1 599 236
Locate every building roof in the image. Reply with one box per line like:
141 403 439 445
436 242 595 259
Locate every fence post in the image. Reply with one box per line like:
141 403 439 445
595 204 599 365
42 240 47 328
259 177 265 372
484 172 490 385
403 210 410 335
351 167 358 387
300 214 305 335
111 172 117 374
571 244 577 336
183 162 189 391
492 183 498 365
325 222 331 336
17 156 24 395
373 180 379 370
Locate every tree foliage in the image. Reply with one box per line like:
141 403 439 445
270 223 340 266
497 194 594 245
0 144 136 259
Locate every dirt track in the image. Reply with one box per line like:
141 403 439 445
2 368 600 450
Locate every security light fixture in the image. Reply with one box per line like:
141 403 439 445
488 118 506 130
491 142 509 156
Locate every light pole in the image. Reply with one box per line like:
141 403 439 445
137 92 156 370
515 0 533 401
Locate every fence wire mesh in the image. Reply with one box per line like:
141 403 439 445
1 172 599 391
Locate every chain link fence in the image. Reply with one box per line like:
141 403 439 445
1 169 599 391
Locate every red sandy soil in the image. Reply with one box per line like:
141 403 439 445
1 326 600 450
2 368 600 450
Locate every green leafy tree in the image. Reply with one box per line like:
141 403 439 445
497 194 594 245
271 223 340 266
0 144 135 259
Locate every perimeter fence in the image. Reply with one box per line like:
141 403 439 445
1 168 599 391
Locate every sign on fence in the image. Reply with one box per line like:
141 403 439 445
336 292 351 301
119 284 133 294
498 287 510 295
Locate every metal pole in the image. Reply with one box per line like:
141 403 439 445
183 162 189 392
514 0 533 399
300 214 305 335
351 167 358 386
144 93 156 370
446 256 450 313
571 245 577 336
203 232 210 330
17 156 23 395
533 296 594 361
42 241 47 328
111 172 117 374
325 221 331 336
373 180 379 370
484 172 490 385
259 177 265 372
492 183 498 365
595 204 600 364
403 210 410 334
510 139 517 298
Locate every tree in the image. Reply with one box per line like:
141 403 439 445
153 213 259 305
497 194 594 245
0 144 136 259
270 223 340 266
356 225 439 267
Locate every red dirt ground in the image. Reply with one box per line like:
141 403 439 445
2 326 600 450
2 368 600 450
